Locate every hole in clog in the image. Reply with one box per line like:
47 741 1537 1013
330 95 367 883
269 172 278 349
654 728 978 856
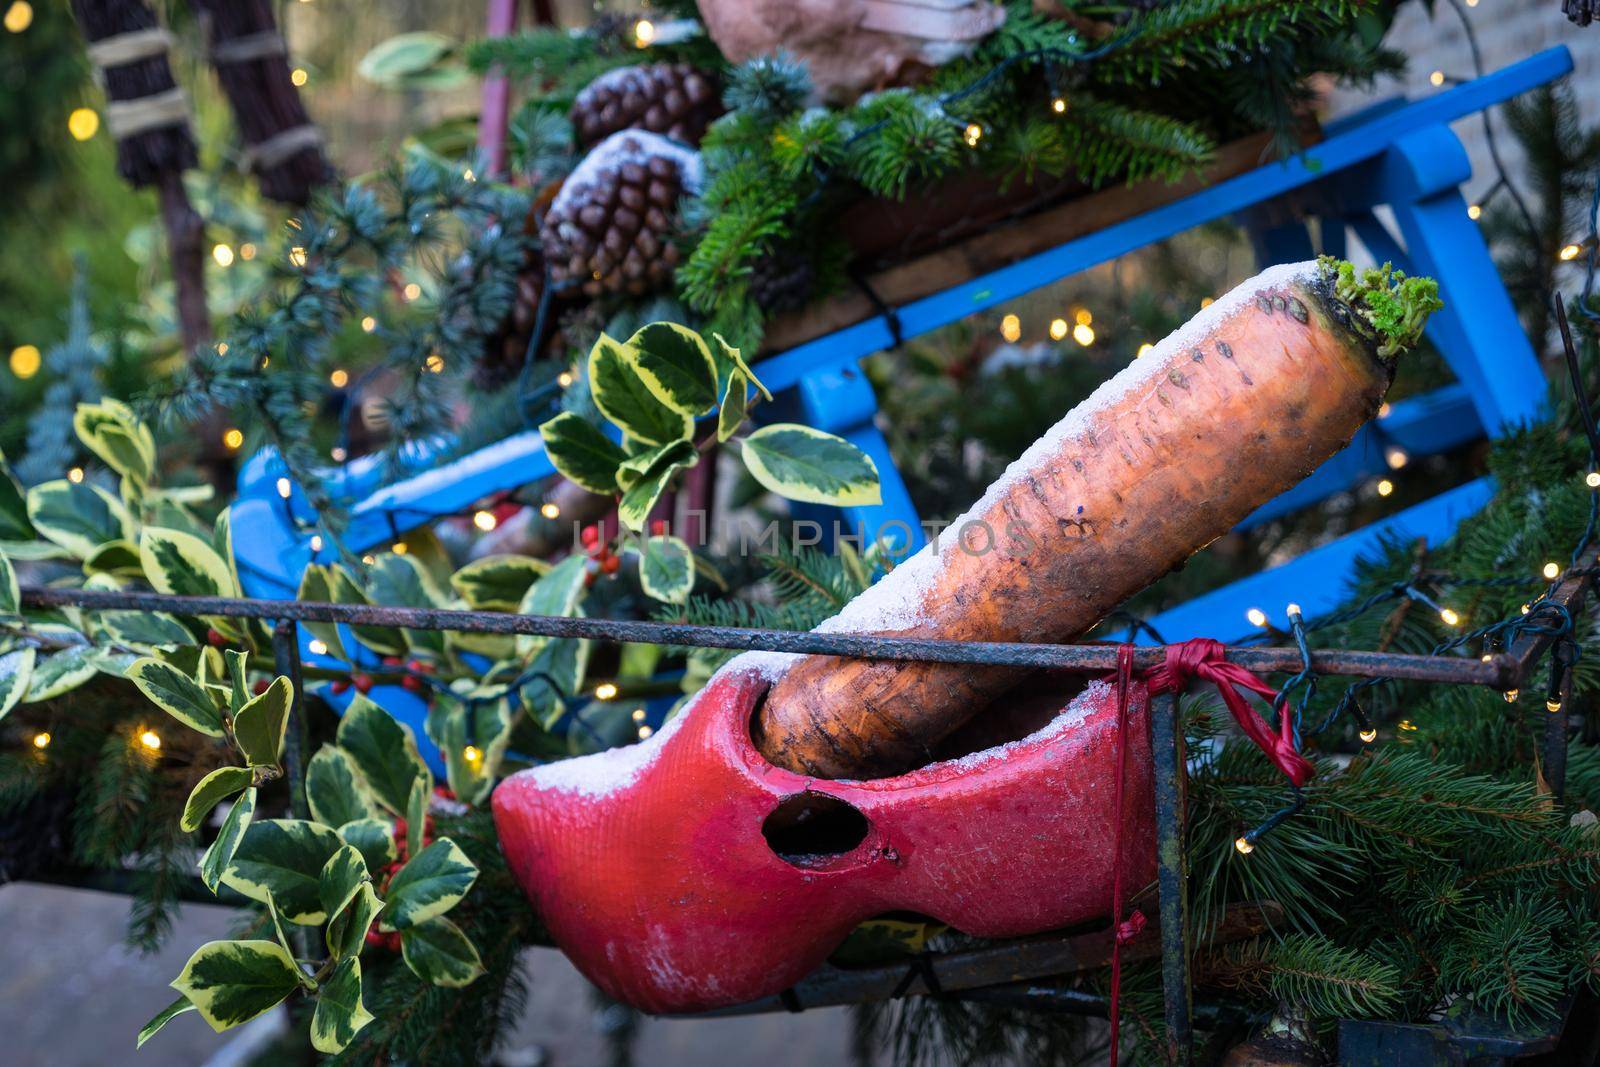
762 791 871 867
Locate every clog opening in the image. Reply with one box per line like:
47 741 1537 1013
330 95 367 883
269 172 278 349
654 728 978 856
926 672 1097 765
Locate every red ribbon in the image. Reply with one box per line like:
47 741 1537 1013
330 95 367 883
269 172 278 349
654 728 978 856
1105 639 1312 1067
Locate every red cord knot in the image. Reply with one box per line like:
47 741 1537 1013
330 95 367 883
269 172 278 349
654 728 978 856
1114 909 1147 945
1145 637 1315 788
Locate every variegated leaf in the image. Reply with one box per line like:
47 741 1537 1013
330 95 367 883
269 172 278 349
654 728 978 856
717 369 748 442
623 322 718 416
27 479 131 559
200 788 255 893
400 916 485 987
233 677 292 767
318 844 370 924
221 818 344 924
311 957 374 1054
426 692 513 806
740 423 882 506
82 539 145 578
128 656 226 736
296 564 348 662
539 412 626 495
588 332 694 445
365 553 448 657
450 554 550 612
712 332 772 400
338 818 399 873
136 995 198 1048
637 534 695 604
74 400 154 485
380 838 478 930
0 548 16 616
182 766 253 833
618 440 697 532
306 746 381 828
24 645 97 703
327 881 383 960
169 940 302 1033
98 610 195 647
514 554 589 660
0 647 35 722
336 694 430 814
140 526 240 599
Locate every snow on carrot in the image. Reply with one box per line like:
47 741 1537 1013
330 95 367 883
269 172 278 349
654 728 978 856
755 257 1442 779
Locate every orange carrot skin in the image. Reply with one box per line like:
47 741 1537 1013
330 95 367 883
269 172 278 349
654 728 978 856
756 272 1393 779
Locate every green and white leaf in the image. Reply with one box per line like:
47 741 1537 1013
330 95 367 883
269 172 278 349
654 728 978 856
127 656 227 737
24 645 97 703
27 479 132 558
222 818 344 924
539 412 626 495
358 31 455 85
365 553 449 657
400 916 486 987
296 565 348 662
380 838 478 930
169 940 302 1033
741 424 882 506
140 526 240 599
99 610 194 647
426 692 514 806
182 766 253 833
0 548 16 616
0 647 35 723
74 400 155 485
406 775 428 859
318 844 371 925
200 788 256 893
712 333 772 400
637 535 695 604
338 818 398 873
618 441 697 532
233 677 292 767
327 881 383 960
514 553 588 660
0 461 33 541
624 322 719 416
450 554 550 612
328 565 405 655
336 694 430 814
588 332 694 445
311 957 374 1054
82 539 145 578
306 746 381 828
137 995 198 1048
717 369 749 442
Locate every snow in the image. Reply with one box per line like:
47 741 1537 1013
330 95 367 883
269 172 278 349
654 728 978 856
816 260 1322 637
522 695 693 797
550 129 704 221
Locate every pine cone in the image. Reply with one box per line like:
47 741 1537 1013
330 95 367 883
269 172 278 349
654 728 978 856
571 63 724 149
542 131 702 298
478 261 548 390
748 248 815 313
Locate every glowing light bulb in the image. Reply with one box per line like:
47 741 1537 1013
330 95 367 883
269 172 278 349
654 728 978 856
999 314 1021 343
1559 244 1581 262
5 2 33 33
1072 323 1095 347
1377 479 1394 497
290 67 308 86
310 535 324 552
392 542 408 555
424 353 445 373
473 510 497 532
1200 297 1214 309
463 745 483 764
1246 607 1268 628
276 477 292 499
10 344 41 379
361 554 375 565
1359 727 1378 743
212 244 235 267
1234 836 1254 855
1398 720 1417 732
1051 97 1066 113
1587 471 1600 488
1482 653 1493 663
1544 562 1561 580
139 729 162 751
31 731 50 749
540 502 560 520
67 467 83 484
361 316 377 333
557 371 574 388
595 683 618 700
1521 603 1531 615
240 243 257 261
1136 343 1154 358
1467 204 1482 220
1439 608 1460 626
1385 447 1408 470
1075 308 1093 326
1429 70 1445 87
216 342 229 356
403 283 422 301
223 428 244 451
964 123 983 146
1547 699 1563 713
1504 688 1519 703
1286 602 1303 619
1049 318 1068 341
1377 402 1392 419
68 108 99 141
329 368 349 388
638 725 654 739
330 447 348 462
634 18 656 46
289 246 307 267
463 169 475 182
308 639 329 656
631 708 646 722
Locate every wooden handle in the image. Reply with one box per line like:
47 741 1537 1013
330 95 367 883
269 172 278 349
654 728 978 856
756 263 1398 778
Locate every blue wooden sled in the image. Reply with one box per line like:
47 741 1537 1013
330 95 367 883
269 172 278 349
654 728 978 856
232 47 1571 763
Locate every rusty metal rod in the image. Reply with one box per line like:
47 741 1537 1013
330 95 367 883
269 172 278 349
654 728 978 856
18 586 1524 687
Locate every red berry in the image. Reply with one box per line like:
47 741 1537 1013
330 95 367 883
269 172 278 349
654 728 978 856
406 658 428 673
401 674 423 692
650 519 669 535
580 524 600 547
354 674 374 694
206 628 226 647
365 929 384 947
384 932 402 952
252 679 270 695
602 554 621 575
329 680 350 695
383 656 402 667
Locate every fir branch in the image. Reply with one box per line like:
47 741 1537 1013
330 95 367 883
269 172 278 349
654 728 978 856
1200 934 1402 1018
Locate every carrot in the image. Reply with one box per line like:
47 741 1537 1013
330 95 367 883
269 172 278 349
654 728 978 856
755 258 1442 779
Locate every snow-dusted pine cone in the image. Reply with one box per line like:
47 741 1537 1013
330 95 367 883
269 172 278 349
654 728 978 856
542 131 702 298
570 62 724 149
